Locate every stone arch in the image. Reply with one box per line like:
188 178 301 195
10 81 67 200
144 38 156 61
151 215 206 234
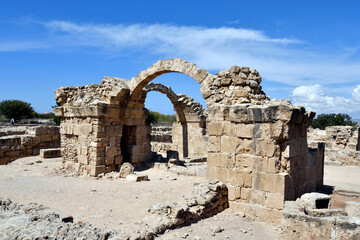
142 82 208 159
123 59 213 162
143 82 186 123
130 58 212 96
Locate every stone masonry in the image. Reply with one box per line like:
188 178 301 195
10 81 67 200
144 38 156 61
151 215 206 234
308 126 360 165
54 58 320 218
150 125 173 157
0 125 60 164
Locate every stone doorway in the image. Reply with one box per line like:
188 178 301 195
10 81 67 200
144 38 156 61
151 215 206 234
120 125 137 163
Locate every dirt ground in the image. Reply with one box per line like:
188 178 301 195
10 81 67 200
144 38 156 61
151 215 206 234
0 156 281 239
324 165 360 193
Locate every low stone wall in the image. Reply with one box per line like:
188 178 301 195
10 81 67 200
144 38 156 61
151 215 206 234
282 200 360 239
0 126 60 164
150 123 209 160
150 125 173 157
146 180 228 236
308 126 360 165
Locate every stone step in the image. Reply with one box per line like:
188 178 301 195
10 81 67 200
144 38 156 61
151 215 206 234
324 160 342 166
126 174 149 182
39 148 61 158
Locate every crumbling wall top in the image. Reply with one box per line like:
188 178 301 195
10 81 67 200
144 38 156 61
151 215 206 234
55 76 130 107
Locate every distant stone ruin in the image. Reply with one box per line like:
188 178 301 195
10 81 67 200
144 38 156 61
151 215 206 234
308 126 360 166
145 83 207 159
54 58 323 219
0 125 60 164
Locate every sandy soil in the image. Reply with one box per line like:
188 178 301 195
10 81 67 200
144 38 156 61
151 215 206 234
324 165 360 192
157 210 281 240
0 156 281 239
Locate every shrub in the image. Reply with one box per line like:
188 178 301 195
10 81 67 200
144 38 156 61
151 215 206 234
309 113 357 130
147 111 176 125
0 99 34 120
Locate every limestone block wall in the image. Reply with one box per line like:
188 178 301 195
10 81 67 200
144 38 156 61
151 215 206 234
206 101 316 220
151 122 208 160
56 105 131 176
326 126 360 151
172 122 208 159
150 126 173 157
0 126 60 164
308 126 360 165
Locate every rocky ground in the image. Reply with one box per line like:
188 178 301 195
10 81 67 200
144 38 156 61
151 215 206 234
0 197 113 239
0 156 282 239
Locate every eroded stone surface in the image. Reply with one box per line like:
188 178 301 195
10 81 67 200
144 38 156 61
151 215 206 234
0 126 60 164
0 197 113 240
282 199 360 239
119 162 134 178
308 126 360 165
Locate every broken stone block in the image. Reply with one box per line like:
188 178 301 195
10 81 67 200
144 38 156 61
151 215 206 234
39 148 61 158
119 162 134 178
300 192 331 209
305 208 347 217
126 174 148 182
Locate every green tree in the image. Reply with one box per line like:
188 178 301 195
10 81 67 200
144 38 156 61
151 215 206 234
0 99 34 120
146 110 176 125
146 111 160 124
309 113 357 130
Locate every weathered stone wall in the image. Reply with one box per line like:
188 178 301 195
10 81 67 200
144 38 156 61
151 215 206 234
308 126 360 165
0 126 60 164
147 180 228 232
150 126 173 157
206 100 317 221
151 122 208 160
282 200 360 239
172 122 208 159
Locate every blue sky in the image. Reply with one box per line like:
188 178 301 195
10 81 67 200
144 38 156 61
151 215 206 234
0 1 360 118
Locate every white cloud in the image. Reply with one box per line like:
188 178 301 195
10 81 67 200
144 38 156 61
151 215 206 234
35 21 360 88
292 84 360 117
2 20 360 106
353 85 360 102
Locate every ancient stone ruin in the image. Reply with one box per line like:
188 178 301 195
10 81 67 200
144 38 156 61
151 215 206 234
308 126 360 166
0 125 60 164
54 58 323 219
145 83 207 159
